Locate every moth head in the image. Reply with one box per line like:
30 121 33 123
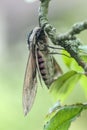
27 27 41 49
36 27 46 43
27 26 47 49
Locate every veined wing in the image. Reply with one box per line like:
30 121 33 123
23 48 37 116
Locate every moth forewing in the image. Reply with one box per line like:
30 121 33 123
52 57 63 79
35 46 43 85
23 27 41 116
23 47 37 116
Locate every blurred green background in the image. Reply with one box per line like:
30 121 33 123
0 0 87 130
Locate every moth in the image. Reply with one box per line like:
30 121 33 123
23 27 62 116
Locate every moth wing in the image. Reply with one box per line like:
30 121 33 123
53 57 63 79
23 49 37 116
35 47 43 86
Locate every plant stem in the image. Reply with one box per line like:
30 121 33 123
39 0 87 73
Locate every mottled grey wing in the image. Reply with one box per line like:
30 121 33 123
23 49 37 116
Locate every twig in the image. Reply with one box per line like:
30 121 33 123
39 0 87 73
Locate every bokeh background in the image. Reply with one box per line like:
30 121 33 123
0 0 87 130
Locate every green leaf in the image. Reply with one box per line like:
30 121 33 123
61 50 72 68
50 70 82 100
44 103 87 130
62 50 83 72
80 54 87 62
80 75 87 97
45 101 61 122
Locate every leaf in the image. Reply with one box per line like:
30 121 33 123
61 50 72 68
62 50 83 72
80 54 87 62
45 101 61 122
80 75 87 97
44 103 87 130
50 70 82 101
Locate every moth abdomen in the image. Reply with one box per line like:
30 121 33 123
40 69 46 75
38 58 44 64
40 68 48 82
37 50 48 82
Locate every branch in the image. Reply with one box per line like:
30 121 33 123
39 0 87 73
39 0 57 44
